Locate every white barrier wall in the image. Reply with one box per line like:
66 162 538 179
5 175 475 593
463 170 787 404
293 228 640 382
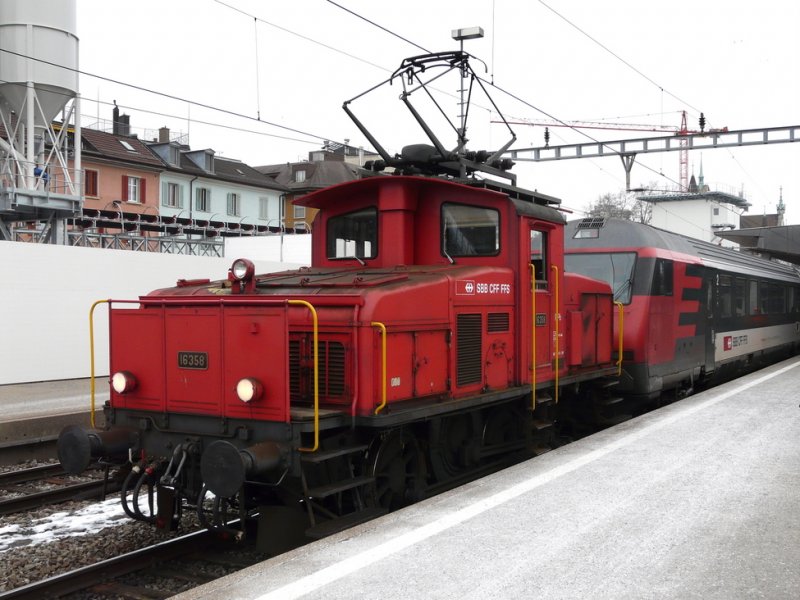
0 238 310 385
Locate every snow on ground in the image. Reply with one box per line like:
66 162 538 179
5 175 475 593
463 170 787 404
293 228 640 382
0 497 128 553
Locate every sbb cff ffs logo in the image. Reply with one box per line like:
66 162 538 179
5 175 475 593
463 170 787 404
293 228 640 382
723 335 748 351
456 280 512 295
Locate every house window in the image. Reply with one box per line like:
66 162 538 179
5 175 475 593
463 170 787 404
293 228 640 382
168 146 180 166
195 187 211 212
84 169 98 197
119 140 137 152
163 182 182 208
713 208 720 216
294 169 306 183
259 197 270 220
227 192 241 216
293 204 306 220
122 175 145 203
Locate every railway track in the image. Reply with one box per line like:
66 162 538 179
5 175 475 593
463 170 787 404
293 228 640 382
0 463 120 516
0 526 262 600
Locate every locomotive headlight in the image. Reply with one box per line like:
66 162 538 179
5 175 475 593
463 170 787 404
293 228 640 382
230 258 255 282
111 371 137 394
236 377 263 403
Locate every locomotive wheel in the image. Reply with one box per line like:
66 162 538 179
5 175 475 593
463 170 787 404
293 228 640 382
429 413 479 482
366 429 424 511
480 404 527 459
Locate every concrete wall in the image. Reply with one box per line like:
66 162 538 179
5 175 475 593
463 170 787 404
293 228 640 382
0 236 310 385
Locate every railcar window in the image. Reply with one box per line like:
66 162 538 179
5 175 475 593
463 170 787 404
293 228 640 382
326 207 378 260
652 259 674 297
564 252 636 304
734 278 746 317
718 275 732 318
768 283 786 314
749 280 759 315
759 282 770 314
442 203 500 257
530 230 548 286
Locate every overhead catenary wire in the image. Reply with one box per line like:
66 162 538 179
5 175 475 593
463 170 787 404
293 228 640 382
0 46 335 145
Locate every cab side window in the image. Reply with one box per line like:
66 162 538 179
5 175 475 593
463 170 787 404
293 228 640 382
652 259 673 296
530 229 548 287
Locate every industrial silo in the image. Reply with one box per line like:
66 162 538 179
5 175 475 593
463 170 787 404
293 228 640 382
0 0 81 243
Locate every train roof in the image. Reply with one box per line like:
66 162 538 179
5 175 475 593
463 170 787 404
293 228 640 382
565 217 800 283
298 174 566 223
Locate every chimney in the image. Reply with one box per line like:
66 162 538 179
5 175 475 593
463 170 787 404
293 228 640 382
159 127 170 143
112 101 120 135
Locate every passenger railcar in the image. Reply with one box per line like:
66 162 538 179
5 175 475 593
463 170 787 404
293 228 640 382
565 217 800 401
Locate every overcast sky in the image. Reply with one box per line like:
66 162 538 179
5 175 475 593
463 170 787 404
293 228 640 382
75 0 799 224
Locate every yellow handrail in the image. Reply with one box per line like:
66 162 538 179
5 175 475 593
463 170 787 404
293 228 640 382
371 321 387 414
290 300 320 452
615 301 624 376
530 264 536 411
89 299 111 428
551 264 560 404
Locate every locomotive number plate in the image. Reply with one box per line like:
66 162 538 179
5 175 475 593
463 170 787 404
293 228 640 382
177 351 208 370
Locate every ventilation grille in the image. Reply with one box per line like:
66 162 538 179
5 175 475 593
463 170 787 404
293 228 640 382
577 217 606 229
573 217 606 239
487 312 509 332
289 339 346 401
289 340 301 400
457 313 482 387
322 341 345 396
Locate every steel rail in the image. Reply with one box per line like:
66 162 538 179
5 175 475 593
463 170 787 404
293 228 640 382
0 529 220 600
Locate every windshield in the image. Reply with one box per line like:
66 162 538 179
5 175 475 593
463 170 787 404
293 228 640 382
565 252 637 304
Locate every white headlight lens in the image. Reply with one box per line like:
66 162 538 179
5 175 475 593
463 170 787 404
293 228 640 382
231 259 253 280
236 378 263 402
111 371 137 394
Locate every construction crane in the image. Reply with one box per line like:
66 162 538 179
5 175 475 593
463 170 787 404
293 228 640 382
498 111 722 191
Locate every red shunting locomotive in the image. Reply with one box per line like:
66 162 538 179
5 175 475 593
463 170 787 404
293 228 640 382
57 52 624 542
58 173 621 540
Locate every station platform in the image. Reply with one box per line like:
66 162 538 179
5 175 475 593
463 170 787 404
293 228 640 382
0 378 105 461
175 357 800 600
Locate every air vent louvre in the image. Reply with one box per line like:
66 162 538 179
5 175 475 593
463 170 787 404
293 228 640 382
487 312 509 332
457 313 482 387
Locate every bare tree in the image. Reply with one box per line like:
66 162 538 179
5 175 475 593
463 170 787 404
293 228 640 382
586 189 652 224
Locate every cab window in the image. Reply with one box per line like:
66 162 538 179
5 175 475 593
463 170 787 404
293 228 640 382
326 207 377 260
530 230 548 286
442 203 499 257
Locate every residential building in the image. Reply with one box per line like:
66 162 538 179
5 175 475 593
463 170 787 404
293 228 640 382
257 146 365 230
148 130 286 235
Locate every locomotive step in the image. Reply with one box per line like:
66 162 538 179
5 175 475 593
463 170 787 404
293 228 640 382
305 507 388 540
599 396 625 406
306 475 375 499
532 419 554 431
533 393 554 406
300 444 370 464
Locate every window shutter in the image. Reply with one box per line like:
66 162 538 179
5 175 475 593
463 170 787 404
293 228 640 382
162 182 168 206
140 178 147 203
122 175 129 201
178 185 183 208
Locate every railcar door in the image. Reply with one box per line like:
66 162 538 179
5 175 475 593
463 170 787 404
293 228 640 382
703 271 716 375
527 225 556 386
